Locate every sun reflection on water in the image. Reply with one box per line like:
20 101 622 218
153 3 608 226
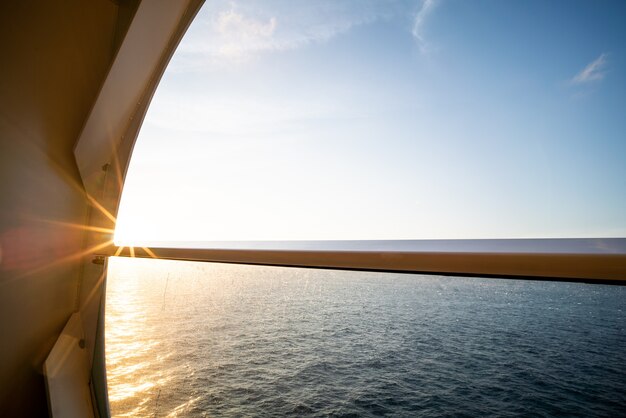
105 257 229 417
106 257 185 417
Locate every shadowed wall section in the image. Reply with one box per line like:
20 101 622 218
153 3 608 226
0 1 135 415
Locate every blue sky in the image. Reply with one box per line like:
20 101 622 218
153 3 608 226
115 0 626 243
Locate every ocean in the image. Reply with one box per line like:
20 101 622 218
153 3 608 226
105 257 626 417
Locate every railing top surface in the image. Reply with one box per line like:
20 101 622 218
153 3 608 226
102 239 626 284
112 238 626 254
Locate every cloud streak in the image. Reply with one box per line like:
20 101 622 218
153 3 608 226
570 53 609 84
174 0 390 70
213 9 278 57
169 0 442 71
412 0 437 53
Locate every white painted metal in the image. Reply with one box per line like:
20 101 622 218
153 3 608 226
74 0 198 198
44 313 94 418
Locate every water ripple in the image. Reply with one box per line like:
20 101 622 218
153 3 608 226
106 258 626 417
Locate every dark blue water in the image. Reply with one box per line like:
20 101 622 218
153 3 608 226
106 258 626 417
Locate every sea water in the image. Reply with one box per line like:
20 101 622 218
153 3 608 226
105 257 626 417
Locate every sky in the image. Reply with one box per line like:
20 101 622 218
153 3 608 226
114 0 626 244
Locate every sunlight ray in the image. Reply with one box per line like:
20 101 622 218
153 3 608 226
32 219 115 234
13 239 114 281
141 247 158 259
86 193 117 225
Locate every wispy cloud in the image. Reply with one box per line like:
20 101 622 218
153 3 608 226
174 0 390 70
412 0 437 53
213 9 278 57
570 53 609 84
171 0 441 71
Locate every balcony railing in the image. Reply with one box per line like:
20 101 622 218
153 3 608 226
103 238 626 284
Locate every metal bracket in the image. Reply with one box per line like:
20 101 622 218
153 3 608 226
91 255 106 265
